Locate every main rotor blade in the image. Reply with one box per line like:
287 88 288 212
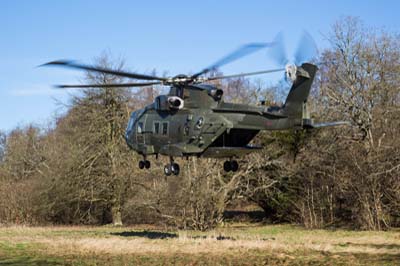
267 32 288 67
42 60 167 81
192 42 275 78
55 81 162 89
294 31 317 65
206 68 285 81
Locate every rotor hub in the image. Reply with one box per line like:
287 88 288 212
167 74 192 85
285 64 297 82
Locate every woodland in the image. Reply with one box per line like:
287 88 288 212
1 17 399 231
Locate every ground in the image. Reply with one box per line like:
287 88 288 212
0 224 399 265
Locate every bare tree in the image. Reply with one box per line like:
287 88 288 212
307 16 400 229
38 52 141 225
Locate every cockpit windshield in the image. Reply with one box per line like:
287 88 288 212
125 109 146 143
125 111 138 138
125 109 146 137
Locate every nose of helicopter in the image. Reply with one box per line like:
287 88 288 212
125 111 138 146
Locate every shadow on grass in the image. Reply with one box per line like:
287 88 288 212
0 257 61 266
189 235 237 241
111 230 178 239
111 230 237 241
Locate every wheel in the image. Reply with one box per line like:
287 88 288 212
139 160 145 169
164 164 172 176
171 163 180 175
223 161 231 172
144 160 151 169
231 160 239 172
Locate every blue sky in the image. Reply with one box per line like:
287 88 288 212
1 0 399 131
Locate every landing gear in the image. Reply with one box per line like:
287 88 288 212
223 161 231 172
164 164 172 176
164 157 180 176
139 156 151 170
171 163 180 175
231 160 239 172
139 160 145 169
223 159 239 172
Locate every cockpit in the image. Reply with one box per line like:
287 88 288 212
125 111 137 142
126 110 137 130
125 109 145 143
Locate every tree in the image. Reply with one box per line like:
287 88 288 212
0 126 44 224
0 131 5 163
305 16 400 229
39 53 140 225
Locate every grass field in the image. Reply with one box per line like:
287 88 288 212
0 223 399 265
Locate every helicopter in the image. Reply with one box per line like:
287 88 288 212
43 33 348 176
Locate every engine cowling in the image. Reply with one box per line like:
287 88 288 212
168 96 184 110
208 88 224 101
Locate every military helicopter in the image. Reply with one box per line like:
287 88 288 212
44 33 348 176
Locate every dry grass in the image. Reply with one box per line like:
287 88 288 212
0 224 399 265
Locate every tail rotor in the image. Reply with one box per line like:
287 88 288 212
268 31 318 84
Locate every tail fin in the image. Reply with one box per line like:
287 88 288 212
282 63 318 118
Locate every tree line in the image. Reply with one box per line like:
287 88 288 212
0 17 399 230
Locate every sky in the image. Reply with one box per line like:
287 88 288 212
1 0 399 132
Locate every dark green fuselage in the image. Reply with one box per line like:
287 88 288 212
126 87 296 157
125 63 317 159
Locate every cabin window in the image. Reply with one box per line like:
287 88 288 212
162 122 168 135
154 122 160 134
137 122 144 134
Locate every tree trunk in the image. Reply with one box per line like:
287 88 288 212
111 205 122 226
